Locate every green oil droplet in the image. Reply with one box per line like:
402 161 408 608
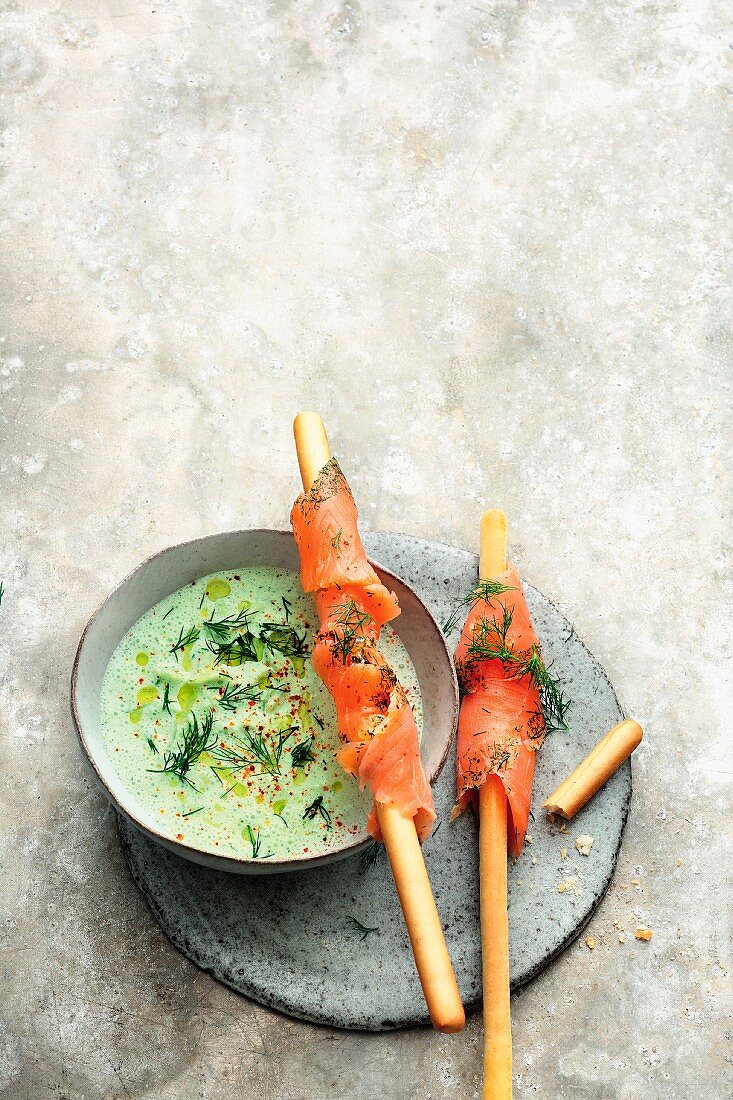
135 652 149 667
332 781 343 793
206 578 231 601
237 600 252 612
292 657 305 677
129 708 144 724
136 686 159 706
273 799 287 816
177 682 198 710
293 771 306 787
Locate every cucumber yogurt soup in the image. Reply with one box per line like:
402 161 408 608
100 566 423 861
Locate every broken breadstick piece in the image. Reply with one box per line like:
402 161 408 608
543 718 643 820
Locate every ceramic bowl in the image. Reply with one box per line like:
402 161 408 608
71 529 459 874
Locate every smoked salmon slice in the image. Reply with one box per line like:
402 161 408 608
291 457 435 841
452 565 567 857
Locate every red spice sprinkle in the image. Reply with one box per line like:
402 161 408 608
176 833 184 840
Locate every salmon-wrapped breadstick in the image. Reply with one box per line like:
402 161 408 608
452 565 568 856
291 457 435 841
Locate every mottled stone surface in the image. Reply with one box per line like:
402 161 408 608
0 1 730 1098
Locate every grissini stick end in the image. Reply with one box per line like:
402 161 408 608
293 412 331 490
543 718 643 820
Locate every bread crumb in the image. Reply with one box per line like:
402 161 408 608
559 823 568 833
618 933 626 943
560 847 567 860
557 883 567 893
630 878 640 886
635 928 653 941
585 935 596 950
575 834 594 857
525 834 533 845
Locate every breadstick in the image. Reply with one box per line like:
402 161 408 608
543 718 643 820
478 509 513 1100
293 412 465 1034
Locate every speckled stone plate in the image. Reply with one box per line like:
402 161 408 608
118 533 631 1031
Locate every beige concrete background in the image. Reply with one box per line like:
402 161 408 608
1 1 731 1097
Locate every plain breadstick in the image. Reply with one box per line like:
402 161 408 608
478 509 513 1100
292 412 465 1035
543 718 643 819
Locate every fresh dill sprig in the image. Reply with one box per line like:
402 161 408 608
170 624 201 661
442 580 516 636
358 841 384 871
202 608 255 644
243 824 272 859
161 606 174 621
258 623 310 660
281 596 292 621
514 645 570 734
161 681 171 715
213 725 296 777
290 737 315 769
303 795 332 828
313 714 325 731
147 711 217 789
182 806 204 817
330 529 343 549
346 916 380 941
465 612 569 735
210 680 261 712
328 600 374 664
146 736 159 755
206 632 258 666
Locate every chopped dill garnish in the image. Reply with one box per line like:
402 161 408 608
313 714 325 731
161 681 171 715
303 795 332 828
0 582 4 607
202 608 255 644
358 841 384 871
146 736 159 755
331 529 343 549
346 916 380 941
258 622 310 660
328 600 374 664
210 679 261 712
182 806 204 817
170 624 201 661
442 579 516 636
243 824 272 859
206 632 258 666
281 596 292 621
147 711 217 789
214 725 296 777
161 606 174 621
290 737 315 769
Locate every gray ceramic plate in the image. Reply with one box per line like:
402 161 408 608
71 529 458 874
118 533 632 1030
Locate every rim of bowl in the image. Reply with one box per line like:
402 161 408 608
70 528 459 873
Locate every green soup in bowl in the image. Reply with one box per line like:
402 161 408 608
72 530 458 873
